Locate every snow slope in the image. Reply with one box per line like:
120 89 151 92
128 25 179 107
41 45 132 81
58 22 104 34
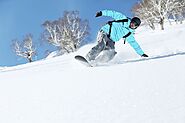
0 22 185 123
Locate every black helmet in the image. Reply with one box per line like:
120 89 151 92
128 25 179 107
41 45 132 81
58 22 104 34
131 17 141 27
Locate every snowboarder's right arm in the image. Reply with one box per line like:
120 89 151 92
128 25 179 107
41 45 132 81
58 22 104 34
95 10 127 20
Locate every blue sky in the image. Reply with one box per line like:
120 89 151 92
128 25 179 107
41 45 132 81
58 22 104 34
0 0 139 66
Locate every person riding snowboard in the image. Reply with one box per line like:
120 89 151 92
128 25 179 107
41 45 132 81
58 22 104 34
86 10 148 62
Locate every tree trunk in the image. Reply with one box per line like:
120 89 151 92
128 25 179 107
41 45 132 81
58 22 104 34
28 57 33 62
159 17 164 30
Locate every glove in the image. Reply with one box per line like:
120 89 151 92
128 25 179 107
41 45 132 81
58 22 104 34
95 11 102 17
141 54 148 57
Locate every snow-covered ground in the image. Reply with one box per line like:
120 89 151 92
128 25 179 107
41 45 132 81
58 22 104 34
0 22 185 123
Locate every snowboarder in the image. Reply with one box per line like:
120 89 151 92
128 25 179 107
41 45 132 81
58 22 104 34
86 10 148 63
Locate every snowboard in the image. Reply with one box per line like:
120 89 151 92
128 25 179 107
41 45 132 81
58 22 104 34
75 55 93 67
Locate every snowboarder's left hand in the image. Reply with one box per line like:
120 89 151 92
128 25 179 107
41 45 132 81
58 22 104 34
141 54 148 57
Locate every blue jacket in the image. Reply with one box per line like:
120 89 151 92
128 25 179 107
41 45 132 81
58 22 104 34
101 10 144 56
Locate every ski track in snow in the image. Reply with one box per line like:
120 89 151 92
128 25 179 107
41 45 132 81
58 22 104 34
1 51 185 72
118 51 185 64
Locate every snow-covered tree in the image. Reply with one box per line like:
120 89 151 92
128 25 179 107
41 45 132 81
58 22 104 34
132 0 156 30
12 34 36 62
42 10 90 54
170 0 185 24
132 0 185 30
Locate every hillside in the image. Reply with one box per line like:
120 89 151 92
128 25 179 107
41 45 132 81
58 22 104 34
0 22 185 123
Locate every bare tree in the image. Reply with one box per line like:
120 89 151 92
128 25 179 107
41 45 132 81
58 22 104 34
170 0 185 24
132 0 156 30
132 0 185 30
42 10 90 54
12 34 36 62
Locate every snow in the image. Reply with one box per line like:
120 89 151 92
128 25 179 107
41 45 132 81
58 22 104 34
0 22 185 123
